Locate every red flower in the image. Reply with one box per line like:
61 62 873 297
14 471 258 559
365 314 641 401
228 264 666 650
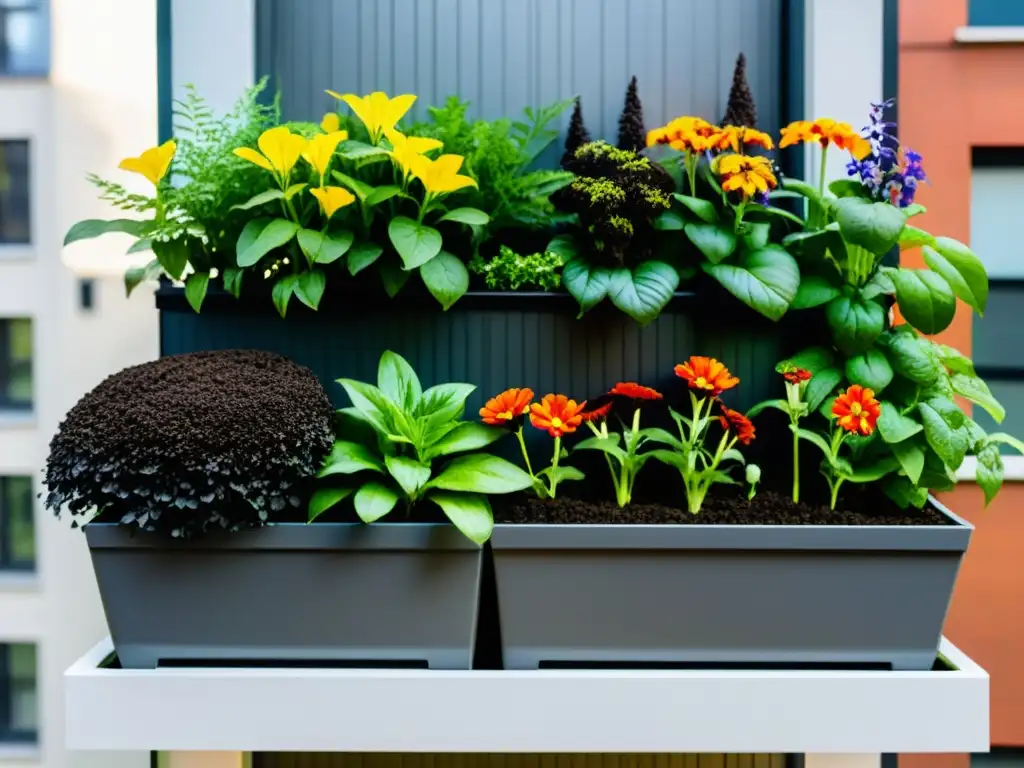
831 385 882 436
674 356 740 396
580 400 614 422
718 402 756 445
609 382 664 400
480 388 534 425
781 367 812 384
529 394 587 438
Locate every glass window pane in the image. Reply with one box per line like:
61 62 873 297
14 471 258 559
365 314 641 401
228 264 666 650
5 643 37 733
971 167 1024 279
971 380 1024 454
0 141 30 244
3 477 34 566
973 287 1024 369
0 1 49 76
969 0 1024 26
1 318 32 408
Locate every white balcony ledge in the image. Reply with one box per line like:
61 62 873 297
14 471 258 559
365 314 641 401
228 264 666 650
954 25 1024 43
66 637 988 754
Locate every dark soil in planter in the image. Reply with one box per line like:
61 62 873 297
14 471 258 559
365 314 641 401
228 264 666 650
494 489 953 527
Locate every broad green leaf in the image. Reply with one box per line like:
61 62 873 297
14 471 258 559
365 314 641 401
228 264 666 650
988 432 1024 456
338 378 399 436
905 203 927 217
976 442 1004 507
637 428 683 450
834 197 907 254
891 439 925 484
951 372 1005 423
377 350 422 410
898 225 935 249
388 216 443 270
546 234 579 261
152 238 190 281
702 245 800 322
779 346 836 375
685 222 737 264
573 436 629 462
428 491 493 544
791 276 841 310
890 268 956 335
673 193 718 223
318 440 386 476
741 222 771 251
562 257 612 314
347 242 384 275
537 466 586 484
438 207 490 226
883 475 929 509
929 237 989 315
335 407 381 448
825 293 885 354
64 218 148 245
380 258 411 297
845 349 894 393
828 179 871 199
331 170 375 201
184 271 210 313
846 456 901 483
420 250 469 311
428 454 535 494
126 237 154 255
608 261 680 325
745 399 789 420
881 330 942 385
294 269 327 310
792 426 833 458
804 367 842 413
124 258 163 297
365 185 401 207
338 140 389 160
297 228 353 265
230 188 285 211
427 422 504 458
385 455 432 497
353 481 400 523
222 266 244 298
647 449 688 471
238 218 299 268
934 342 976 377
876 403 923 443
862 269 896 300
271 274 297 318
417 382 476 421
285 182 307 200
918 401 969 470
235 218 271 265
308 487 354 522
654 210 685 231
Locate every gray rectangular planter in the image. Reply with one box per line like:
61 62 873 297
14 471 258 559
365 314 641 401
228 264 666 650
85 522 481 670
490 498 971 671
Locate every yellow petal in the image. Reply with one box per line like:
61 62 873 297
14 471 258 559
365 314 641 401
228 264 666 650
381 93 417 132
155 139 177 182
435 173 478 194
118 140 178 186
310 185 356 219
433 154 466 177
302 131 348 178
233 147 274 172
339 93 376 136
258 126 306 176
406 135 443 154
321 112 341 133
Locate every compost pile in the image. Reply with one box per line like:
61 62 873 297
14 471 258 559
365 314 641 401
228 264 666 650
43 350 335 537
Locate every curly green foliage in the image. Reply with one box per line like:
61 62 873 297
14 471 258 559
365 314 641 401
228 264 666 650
469 245 564 291
553 141 674 262
409 96 575 234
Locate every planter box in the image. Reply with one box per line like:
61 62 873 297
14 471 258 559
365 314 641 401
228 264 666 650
85 522 481 669
490 498 971 670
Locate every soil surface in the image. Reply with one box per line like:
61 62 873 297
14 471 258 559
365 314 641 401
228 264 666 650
493 489 953 526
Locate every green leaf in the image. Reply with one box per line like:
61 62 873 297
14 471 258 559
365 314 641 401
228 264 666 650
546 234 579 261
804 367 842 413
891 439 925 484
439 207 490 226
928 237 989 315
685 222 737 264
377 350 422 410
637 427 683 450
184 272 210 312
562 257 612 314
353 481 400 523
297 228 353 265
976 442 1004 507
152 238 190 281
883 475 929 509
890 268 957 335
745 399 789 420
898 225 935 249
934 342 976 377
271 274 297 318
230 188 285 211
64 218 148 245
537 466 586 484
126 237 154 255
791 276 841 310
427 423 504 458
861 269 896 300
951 372 1005 423
825 293 885 354
608 261 680 325
365 185 401 207
741 222 771 252
647 449 687 472
338 379 399 435
380 258 411 297
673 193 718 223
238 218 299 268
235 218 270 264
988 432 1024 456
792 426 833 458
428 491 493 545
385 455 432 497
834 197 907 254
428 454 535 494
388 216 443 270
828 179 871 198
294 270 327 310
573 436 629 462
876 403 923 443
124 259 163 297
284 182 307 200
845 349 894 393
654 210 685 231
780 346 836 375
347 242 384 275
420 250 469 311
222 266 244 298
846 456 901 483
417 382 476 421
331 170 375 201
702 245 800 322
338 140 389 160
308 487 354 522
918 401 969 470
318 440 386 476
905 203 927 217
881 330 942 384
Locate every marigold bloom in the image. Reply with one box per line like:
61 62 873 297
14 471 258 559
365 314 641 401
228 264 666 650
718 403 756 445
831 384 882 436
529 394 587 438
119 140 177 186
715 154 777 199
675 356 740 396
609 382 663 400
713 125 775 153
781 367 812 384
580 400 614 423
480 388 534 425
780 118 871 160
647 116 721 152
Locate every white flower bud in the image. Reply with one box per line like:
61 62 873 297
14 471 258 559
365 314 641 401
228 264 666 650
745 464 761 486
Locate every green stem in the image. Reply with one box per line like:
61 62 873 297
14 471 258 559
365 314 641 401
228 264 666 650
686 154 698 197
818 145 829 197
734 200 748 232
549 436 562 498
515 427 535 479
829 477 844 510
792 424 800 504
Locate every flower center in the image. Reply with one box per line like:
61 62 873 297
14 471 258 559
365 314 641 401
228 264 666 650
550 417 564 429
850 402 863 416
498 412 513 420
695 376 709 389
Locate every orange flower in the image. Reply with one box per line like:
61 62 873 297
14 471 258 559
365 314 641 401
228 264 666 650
831 385 882 436
609 382 663 400
480 388 534 425
647 116 721 153
781 367 812 384
715 154 778 198
712 125 775 153
580 400 614 423
675 356 740 397
529 394 587 438
718 402 756 445
779 118 871 160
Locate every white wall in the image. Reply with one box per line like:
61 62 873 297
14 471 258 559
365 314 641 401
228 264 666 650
172 0 255 111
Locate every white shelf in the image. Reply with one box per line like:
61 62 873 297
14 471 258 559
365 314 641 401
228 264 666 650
955 26 1024 43
65 637 989 754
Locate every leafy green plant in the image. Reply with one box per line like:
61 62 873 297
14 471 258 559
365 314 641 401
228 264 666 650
311 351 534 544
468 245 564 291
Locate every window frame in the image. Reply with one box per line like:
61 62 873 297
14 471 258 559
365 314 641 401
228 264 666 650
0 0 49 78
0 476 34 570
0 318 32 411
0 642 37 744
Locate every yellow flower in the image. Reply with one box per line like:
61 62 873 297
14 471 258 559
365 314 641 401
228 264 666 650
233 126 307 178
780 118 871 159
409 153 478 197
715 154 778 199
118 139 177 186
321 112 341 133
302 131 349 179
384 129 443 177
310 185 356 219
712 125 775 153
327 90 417 144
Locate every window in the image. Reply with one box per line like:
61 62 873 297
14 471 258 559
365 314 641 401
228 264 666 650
0 318 31 410
969 0 1024 26
0 643 36 743
0 140 30 243
0 477 32 569
0 0 48 76
970 151 1024 451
